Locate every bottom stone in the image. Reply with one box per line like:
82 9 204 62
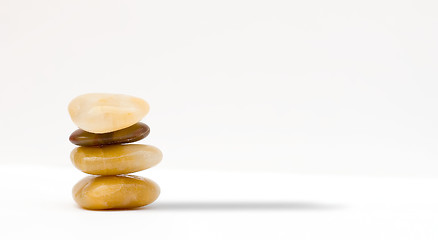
73 175 160 210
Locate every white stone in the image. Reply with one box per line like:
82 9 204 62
68 93 149 133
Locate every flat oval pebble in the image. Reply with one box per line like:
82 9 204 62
70 144 162 175
68 93 149 133
73 175 160 210
69 122 150 147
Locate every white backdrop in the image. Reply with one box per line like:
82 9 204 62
1 0 438 176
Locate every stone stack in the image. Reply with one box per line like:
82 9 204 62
68 93 162 210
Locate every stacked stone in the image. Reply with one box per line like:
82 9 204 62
68 93 162 210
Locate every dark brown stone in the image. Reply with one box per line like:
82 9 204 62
69 122 150 147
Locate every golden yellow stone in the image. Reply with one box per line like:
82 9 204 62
73 175 160 210
70 144 162 175
68 93 149 133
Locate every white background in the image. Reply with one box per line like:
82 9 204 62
1 0 438 176
1 1 438 239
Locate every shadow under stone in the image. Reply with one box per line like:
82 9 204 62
147 201 345 211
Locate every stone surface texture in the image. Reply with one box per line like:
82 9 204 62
69 122 150 147
72 175 160 210
71 144 162 175
68 93 149 133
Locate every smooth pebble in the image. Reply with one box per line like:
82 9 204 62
69 122 150 147
68 93 149 133
70 144 162 175
73 175 160 210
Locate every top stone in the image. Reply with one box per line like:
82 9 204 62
68 93 149 134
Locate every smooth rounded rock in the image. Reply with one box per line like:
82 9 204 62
68 93 149 133
71 144 162 175
73 175 160 210
69 122 150 147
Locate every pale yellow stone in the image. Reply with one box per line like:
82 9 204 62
73 175 160 210
71 144 162 175
68 93 149 133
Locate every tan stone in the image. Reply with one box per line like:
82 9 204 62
73 175 160 210
71 144 162 175
68 93 149 133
